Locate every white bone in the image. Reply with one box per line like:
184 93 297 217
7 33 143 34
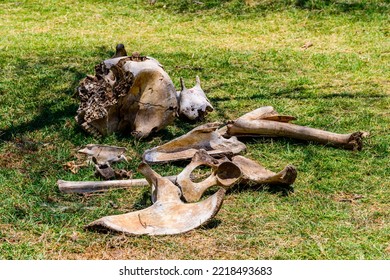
177 76 213 121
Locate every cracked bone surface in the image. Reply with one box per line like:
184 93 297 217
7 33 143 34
86 163 225 235
226 106 368 150
75 47 177 138
177 76 213 121
143 122 246 163
176 149 242 202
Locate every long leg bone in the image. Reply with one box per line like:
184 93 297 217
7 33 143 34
143 122 246 164
86 163 225 235
226 106 368 150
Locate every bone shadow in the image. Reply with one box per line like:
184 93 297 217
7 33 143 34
165 0 389 16
0 48 113 143
228 183 295 197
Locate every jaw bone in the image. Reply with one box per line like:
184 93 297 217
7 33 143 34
143 122 246 164
86 162 225 236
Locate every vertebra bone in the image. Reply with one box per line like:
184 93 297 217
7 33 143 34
177 76 213 121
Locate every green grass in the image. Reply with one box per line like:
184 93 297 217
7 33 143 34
0 0 389 259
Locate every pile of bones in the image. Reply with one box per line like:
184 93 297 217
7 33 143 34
58 44 368 236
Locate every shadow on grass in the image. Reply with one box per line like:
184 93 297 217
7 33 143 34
0 102 79 142
160 0 389 16
228 183 295 197
0 48 114 143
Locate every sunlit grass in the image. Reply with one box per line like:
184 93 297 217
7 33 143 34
0 0 389 259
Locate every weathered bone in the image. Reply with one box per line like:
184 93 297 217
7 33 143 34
231 155 297 186
176 149 242 202
78 144 127 165
57 176 174 194
226 106 368 150
143 122 246 163
86 163 225 235
177 76 213 121
75 47 178 138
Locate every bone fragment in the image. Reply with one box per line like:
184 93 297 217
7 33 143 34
143 122 246 163
226 106 368 150
78 144 127 165
177 76 213 121
86 163 225 235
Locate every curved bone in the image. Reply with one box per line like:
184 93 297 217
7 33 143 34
86 163 225 235
177 76 213 121
231 155 297 186
176 149 242 202
143 122 246 163
227 106 368 150
76 48 177 138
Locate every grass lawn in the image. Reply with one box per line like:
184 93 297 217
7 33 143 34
0 0 389 259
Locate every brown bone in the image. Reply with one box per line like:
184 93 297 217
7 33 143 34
75 46 177 139
58 153 296 195
143 122 246 163
226 106 368 150
78 144 127 165
176 149 242 202
86 163 225 235
231 155 297 186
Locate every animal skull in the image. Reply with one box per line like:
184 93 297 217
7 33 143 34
75 51 178 139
